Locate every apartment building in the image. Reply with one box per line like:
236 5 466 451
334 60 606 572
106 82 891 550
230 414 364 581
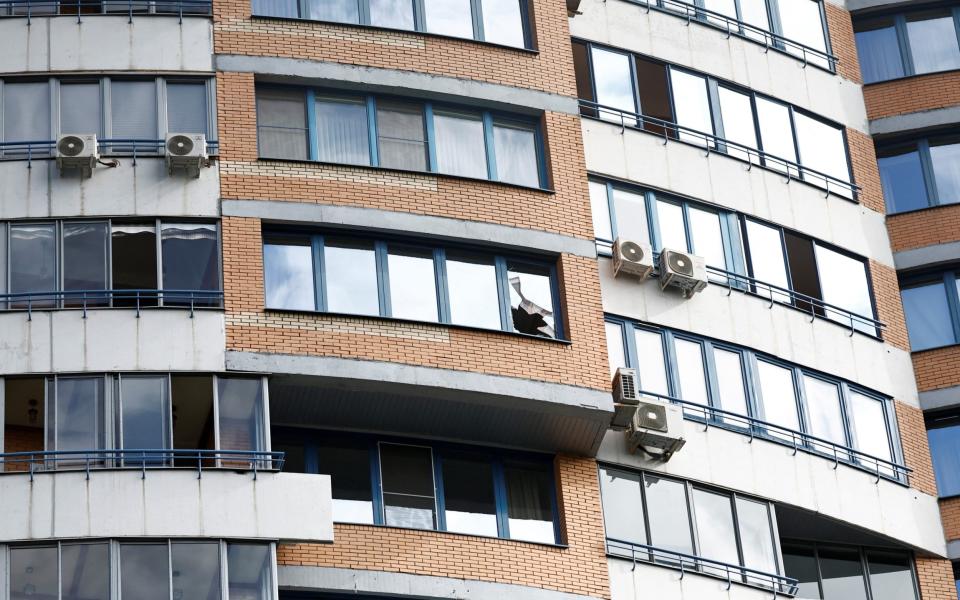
0 0 954 597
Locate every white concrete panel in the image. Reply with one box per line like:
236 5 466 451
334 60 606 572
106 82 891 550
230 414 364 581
600 259 920 406
0 16 213 73
570 0 867 131
598 424 947 556
0 310 226 375
0 470 333 542
0 159 219 219
608 558 783 600
583 120 896 267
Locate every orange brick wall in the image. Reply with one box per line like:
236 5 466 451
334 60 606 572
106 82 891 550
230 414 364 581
824 3 861 85
870 259 909 353
941 497 960 541
888 204 960 254
896 401 937 497
848 127 885 215
864 71 960 122
916 558 957 600
277 455 611 599
913 346 960 393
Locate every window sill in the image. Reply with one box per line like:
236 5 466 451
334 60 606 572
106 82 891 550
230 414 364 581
863 68 960 87
262 307 572 345
255 156 555 195
248 14 540 55
331 520 567 548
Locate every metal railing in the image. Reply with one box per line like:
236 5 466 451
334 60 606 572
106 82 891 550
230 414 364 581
0 449 285 480
628 0 837 72
0 289 224 319
579 99 860 200
637 389 911 484
0 0 210 22
606 538 799 596
0 139 219 166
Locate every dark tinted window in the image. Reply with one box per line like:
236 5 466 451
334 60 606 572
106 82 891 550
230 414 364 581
112 223 158 306
318 440 374 524
442 454 498 537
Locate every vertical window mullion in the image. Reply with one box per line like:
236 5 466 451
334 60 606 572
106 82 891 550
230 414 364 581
424 102 438 172
786 106 803 175
662 330 681 398
702 340 721 411
720 212 745 275
895 16 915 76
706 79 725 149
413 0 426 31
645 191 662 250
434 452 448 531
623 321 640 370
494 255 511 332
482 111 497 181
370 442 385 525
605 182 619 241
306 89 319 162
917 139 939 206
366 95 379 167
358 0 370 23
375 240 391 317
472 0 484 41
313 235 326 312
492 458 510 538
837 382 856 451
943 272 960 344
434 247 451 323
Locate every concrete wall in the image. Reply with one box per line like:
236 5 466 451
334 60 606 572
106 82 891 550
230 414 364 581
0 16 213 73
0 469 332 542
0 310 225 375
0 159 220 219
608 559 794 600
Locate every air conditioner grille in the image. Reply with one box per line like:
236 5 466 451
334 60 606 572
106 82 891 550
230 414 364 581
637 402 668 432
619 240 645 263
617 370 637 401
167 135 195 156
666 251 695 276
58 136 86 157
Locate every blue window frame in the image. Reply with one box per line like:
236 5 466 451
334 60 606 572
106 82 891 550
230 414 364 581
929 409 960 499
571 41 855 199
250 0 534 50
254 86 548 189
272 428 561 544
854 8 960 84
262 229 564 339
604 316 906 481
878 133 960 214
900 270 960 351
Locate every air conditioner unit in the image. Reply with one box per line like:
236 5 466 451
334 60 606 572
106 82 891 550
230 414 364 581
611 368 640 430
56 134 98 178
613 238 654 280
626 398 686 459
165 133 208 178
658 248 708 298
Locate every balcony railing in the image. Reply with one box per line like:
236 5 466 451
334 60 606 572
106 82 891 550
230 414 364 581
0 0 210 22
579 99 860 200
606 538 800 596
0 289 224 318
637 389 911 484
0 139 219 166
627 0 838 72
0 449 285 480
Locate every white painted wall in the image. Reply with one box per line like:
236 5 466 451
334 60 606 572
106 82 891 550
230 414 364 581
569 0 867 132
0 16 213 73
609 559 795 600
583 120 895 267
0 159 219 219
0 470 333 542
599 424 946 556
0 310 225 375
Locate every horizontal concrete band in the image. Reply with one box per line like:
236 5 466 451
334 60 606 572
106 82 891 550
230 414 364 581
870 106 960 137
278 566 603 600
894 241 960 271
221 199 597 258
919 385 960 412
214 54 580 115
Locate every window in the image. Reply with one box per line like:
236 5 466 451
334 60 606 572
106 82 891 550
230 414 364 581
172 543 221 600
642 474 693 555
10 546 59 600
254 87 546 188
118 375 170 464
855 9 960 83
782 541 918 600
878 134 960 213
262 231 563 339
571 42 853 197
606 318 905 479
121 543 169 600
252 0 532 49
2 82 50 153
62 543 110 600
161 223 220 305
227 544 273 600
276 429 559 542
63 222 109 307
900 270 960 351
927 410 960 497
111 81 159 148
777 0 829 67
217 377 267 457
48 376 106 454
61 83 102 136
9 223 57 307
167 82 209 135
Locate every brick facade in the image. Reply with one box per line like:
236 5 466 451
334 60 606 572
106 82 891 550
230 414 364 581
824 3 861 85
888 204 960 254
277 455 611 599
913 346 960 394
915 558 957 600
848 127 885 215
870 259 910 353
896 401 938 497
864 71 960 122
941 497 960 541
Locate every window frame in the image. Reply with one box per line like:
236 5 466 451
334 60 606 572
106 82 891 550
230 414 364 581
877 131 960 214
900 269 960 351
854 7 960 84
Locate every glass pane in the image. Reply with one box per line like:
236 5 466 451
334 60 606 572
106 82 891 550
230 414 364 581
744 219 790 301
217 377 265 454
606 321 627 379
61 83 101 136
171 542 221 600
111 223 158 306
782 544 822 599
634 57 675 134
264 238 315 311
112 81 158 141
906 12 960 75
316 95 370 166
63 222 109 305
252 0 297 17
10 547 57 600
930 138 960 205
120 376 170 462
257 88 308 160
599 466 646 545
507 262 556 338
162 223 220 305
446 251 501 329
590 181 613 242
814 245 873 334
121 544 170 600
688 206 726 269
878 144 930 213
380 443 436 530
318 440 374 524
739 0 770 41
62 543 110 600
702 0 736 25
854 20 905 83
714 348 749 417
612 187 649 243
779 0 829 67
674 338 708 406
691 488 739 573
802 375 846 450
928 414 960 497
591 47 636 120
424 0 474 38
644 474 693 554
227 544 272 600
756 98 798 173
634 328 669 396
849 391 892 465
0 224 5 298
656 200 687 251
3 82 50 145
53 377 105 452
494 122 539 187
505 461 555 543
306 0 358 22
442 455 498 537
387 245 438 322
370 0 414 29
784 232 822 313
757 360 800 435
819 547 868 600
434 110 487 179
867 551 917 600
736 498 777 579
670 70 714 145
482 0 525 47
794 112 851 192
376 100 426 172
324 237 379 316
10 223 57 307
167 82 207 135
718 87 757 161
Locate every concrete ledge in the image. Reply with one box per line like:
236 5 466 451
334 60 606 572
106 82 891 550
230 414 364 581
278 566 602 600
870 105 960 137
221 199 597 258
894 241 960 271
920 385 960 412
214 54 579 115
